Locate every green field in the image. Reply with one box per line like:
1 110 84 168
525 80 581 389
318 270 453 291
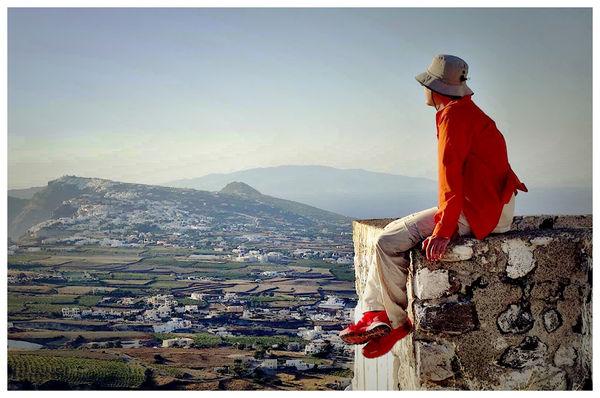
289 259 354 282
191 332 304 349
8 353 146 389
8 293 106 316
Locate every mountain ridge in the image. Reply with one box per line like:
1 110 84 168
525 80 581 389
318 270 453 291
8 175 351 242
162 164 439 218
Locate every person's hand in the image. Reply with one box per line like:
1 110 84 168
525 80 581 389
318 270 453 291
421 235 451 261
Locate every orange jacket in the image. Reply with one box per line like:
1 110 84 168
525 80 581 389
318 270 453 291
432 94 528 240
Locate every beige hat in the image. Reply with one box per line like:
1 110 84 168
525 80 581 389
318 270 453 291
415 54 473 97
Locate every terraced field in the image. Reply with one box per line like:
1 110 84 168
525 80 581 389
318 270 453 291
7 245 356 389
8 352 146 388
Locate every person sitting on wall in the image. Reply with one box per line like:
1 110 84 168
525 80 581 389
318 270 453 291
339 54 528 359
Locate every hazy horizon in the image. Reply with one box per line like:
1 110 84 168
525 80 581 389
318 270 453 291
8 8 592 190
6 163 592 191
9 164 437 190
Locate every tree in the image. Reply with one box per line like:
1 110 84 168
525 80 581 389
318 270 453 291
233 358 246 376
140 368 156 389
68 334 87 348
252 367 266 383
313 340 334 359
254 349 266 360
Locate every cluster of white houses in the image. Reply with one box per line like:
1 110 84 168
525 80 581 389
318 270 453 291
297 325 349 354
61 307 140 319
258 358 315 371
61 292 353 355
19 221 354 264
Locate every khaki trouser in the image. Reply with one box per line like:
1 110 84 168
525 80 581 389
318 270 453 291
362 193 516 329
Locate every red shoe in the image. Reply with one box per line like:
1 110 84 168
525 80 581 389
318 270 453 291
339 310 392 345
361 318 413 358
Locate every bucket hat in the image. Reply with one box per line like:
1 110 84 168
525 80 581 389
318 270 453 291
415 54 473 97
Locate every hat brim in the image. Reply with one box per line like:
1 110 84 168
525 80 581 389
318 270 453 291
415 71 473 97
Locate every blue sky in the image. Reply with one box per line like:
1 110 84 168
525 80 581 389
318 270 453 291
8 8 592 189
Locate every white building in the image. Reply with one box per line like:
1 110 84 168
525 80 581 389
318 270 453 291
143 309 160 321
62 307 81 319
99 238 124 247
285 359 313 371
317 295 345 311
153 318 192 333
260 359 278 370
190 292 204 301
157 305 172 318
235 255 259 263
118 297 137 306
298 325 323 340
266 252 284 262
162 337 194 348
225 305 244 314
304 339 329 355
147 294 177 307
223 292 238 302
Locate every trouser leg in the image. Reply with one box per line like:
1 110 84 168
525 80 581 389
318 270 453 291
362 255 386 312
361 207 439 329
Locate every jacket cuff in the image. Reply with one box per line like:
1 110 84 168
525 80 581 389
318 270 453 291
432 222 457 239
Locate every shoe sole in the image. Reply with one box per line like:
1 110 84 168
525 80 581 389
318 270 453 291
361 321 413 358
340 323 392 345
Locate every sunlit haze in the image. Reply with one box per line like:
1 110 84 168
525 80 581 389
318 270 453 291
8 8 592 189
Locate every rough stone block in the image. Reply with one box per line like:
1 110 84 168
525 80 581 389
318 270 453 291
498 336 547 369
440 243 474 262
414 268 451 300
554 344 577 368
497 303 534 334
501 238 536 279
415 340 456 382
542 308 563 333
414 300 478 334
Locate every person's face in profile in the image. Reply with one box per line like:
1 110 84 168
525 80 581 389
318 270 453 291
423 86 435 107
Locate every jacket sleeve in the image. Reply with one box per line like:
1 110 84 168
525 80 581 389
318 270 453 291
432 111 472 239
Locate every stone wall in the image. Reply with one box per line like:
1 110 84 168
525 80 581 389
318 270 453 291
350 215 592 390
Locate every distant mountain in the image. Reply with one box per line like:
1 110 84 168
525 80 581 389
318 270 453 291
220 181 262 198
163 165 439 218
8 175 351 242
163 165 592 217
509 185 592 216
8 186 46 200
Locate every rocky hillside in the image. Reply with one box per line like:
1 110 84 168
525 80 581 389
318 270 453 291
8 175 352 243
